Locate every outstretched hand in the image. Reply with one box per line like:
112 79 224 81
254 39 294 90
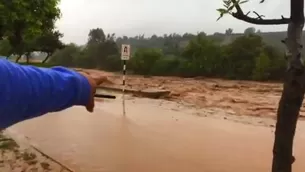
78 71 108 113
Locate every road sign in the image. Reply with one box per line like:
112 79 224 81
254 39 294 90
121 44 131 60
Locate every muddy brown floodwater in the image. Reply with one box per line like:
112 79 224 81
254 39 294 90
7 94 305 172
76 68 305 119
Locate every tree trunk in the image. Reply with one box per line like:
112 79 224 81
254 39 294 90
42 53 51 63
26 52 30 64
272 0 305 172
15 55 21 63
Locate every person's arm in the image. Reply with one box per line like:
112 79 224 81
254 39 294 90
0 59 92 129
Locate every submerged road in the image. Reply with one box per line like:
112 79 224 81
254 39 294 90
7 94 305 172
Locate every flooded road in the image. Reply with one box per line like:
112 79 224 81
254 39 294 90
7 94 305 172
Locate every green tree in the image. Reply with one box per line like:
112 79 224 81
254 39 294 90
225 28 233 35
263 45 286 80
0 0 61 60
84 28 119 69
87 28 106 46
150 55 181 76
224 34 264 79
103 55 122 71
49 44 81 67
209 32 225 43
252 52 270 80
131 48 163 75
0 39 11 57
244 27 256 35
183 34 223 76
34 30 65 63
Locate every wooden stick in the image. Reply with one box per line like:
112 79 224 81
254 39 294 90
94 94 116 99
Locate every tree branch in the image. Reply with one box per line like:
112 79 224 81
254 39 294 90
231 0 290 25
252 11 264 20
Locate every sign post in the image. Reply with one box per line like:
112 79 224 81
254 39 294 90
121 44 131 115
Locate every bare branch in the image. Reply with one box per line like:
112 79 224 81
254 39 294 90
231 0 290 25
252 11 264 19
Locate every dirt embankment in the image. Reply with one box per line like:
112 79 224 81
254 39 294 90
0 131 71 172
78 68 305 119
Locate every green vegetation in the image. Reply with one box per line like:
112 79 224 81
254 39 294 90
0 133 19 151
36 27 286 81
0 0 63 63
17 62 54 68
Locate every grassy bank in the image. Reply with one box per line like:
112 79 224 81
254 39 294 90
17 62 54 68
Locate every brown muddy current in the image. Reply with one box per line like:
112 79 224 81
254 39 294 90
8 93 305 172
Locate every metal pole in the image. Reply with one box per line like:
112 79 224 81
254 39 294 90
122 60 126 115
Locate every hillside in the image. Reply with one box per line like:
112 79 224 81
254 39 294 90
115 30 297 54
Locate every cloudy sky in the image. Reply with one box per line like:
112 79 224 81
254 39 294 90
55 0 289 44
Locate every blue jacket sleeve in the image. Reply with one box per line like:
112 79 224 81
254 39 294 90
0 59 91 129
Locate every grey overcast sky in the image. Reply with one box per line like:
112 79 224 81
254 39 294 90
55 0 289 45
